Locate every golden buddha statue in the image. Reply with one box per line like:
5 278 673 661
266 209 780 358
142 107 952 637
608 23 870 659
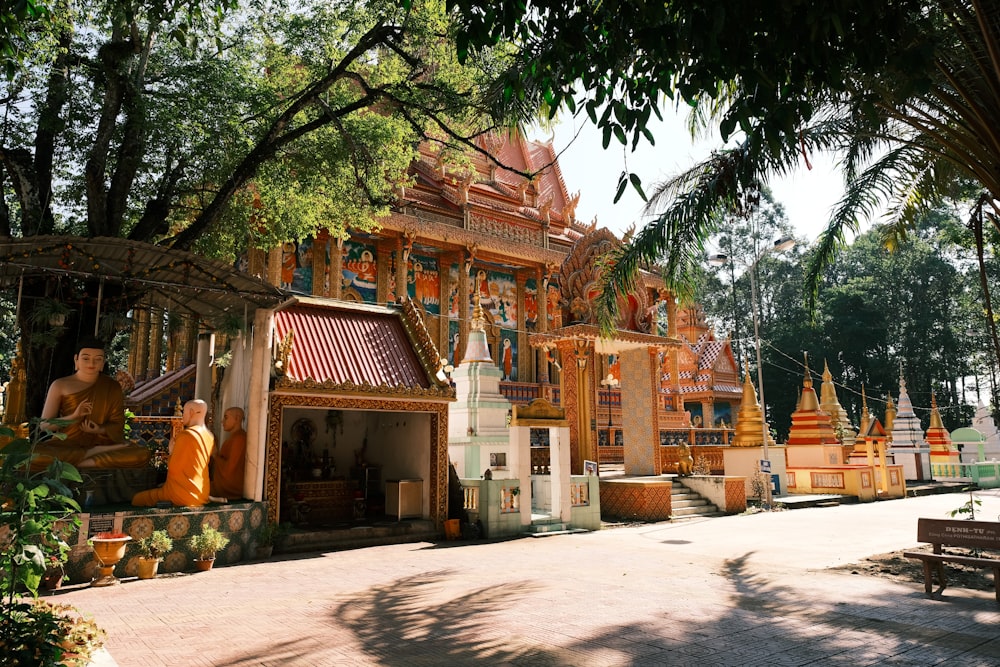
35 337 151 469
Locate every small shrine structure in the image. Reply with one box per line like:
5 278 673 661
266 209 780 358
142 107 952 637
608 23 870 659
925 393 960 465
887 374 931 480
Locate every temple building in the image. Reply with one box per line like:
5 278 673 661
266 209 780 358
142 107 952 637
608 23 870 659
145 130 741 476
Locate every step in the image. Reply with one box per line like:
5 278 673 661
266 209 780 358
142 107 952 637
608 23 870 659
526 522 569 534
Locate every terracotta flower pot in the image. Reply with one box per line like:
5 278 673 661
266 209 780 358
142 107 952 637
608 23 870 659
136 557 160 580
193 557 215 572
90 534 132 587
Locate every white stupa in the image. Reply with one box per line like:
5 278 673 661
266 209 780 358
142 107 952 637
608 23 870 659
887 373 931 480
447 295 513 479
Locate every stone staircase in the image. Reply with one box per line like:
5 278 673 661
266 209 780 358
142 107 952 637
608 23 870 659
670 479 723 520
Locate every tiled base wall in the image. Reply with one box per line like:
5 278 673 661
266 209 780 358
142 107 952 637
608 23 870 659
598 480 672 521
63 501 266 584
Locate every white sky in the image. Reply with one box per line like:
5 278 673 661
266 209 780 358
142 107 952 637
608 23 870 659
530 110 846 246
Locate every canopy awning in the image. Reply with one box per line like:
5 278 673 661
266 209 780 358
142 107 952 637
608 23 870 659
0 235 285 323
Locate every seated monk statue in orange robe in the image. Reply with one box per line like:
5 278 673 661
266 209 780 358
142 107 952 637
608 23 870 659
210 406 246 499
36 337 151 469
132 399 214 507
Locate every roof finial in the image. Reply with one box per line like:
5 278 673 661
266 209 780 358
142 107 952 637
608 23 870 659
802 351 812 389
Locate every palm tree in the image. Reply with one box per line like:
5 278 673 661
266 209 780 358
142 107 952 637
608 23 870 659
596 1 1000 371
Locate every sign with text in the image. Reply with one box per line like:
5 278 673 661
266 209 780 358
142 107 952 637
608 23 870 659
759 460 771 473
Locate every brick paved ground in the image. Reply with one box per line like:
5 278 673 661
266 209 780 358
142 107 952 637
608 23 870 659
57 490 1000 666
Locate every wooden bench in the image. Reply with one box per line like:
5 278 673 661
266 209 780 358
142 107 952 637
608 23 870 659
903 518 1000 602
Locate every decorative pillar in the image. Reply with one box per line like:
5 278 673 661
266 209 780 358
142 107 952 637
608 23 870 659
534 268 547 384
459 249 475 363
376 241 392 304
312 230 329 297
148 308 163 379
440 253 458 357
619 347 661 476
332 236 344 300
247 246 266 280
556 338 595 474
395 234 412 304
131 304 150 379
516 270 528 382
266 246 283 287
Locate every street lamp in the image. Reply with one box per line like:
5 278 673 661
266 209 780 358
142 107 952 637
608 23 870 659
600 372 620 445
709 236 795 506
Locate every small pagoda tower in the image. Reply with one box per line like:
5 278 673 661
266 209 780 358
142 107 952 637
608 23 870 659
723 361 786 498
819 360 856 448
732 361 775 448
785 355 843 467
887 371 931 480
848 386 904 497
925 392 959 464
448 295 513 479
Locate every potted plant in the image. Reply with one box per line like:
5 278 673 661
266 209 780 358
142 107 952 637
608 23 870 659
189 526 229 572
89 532 132 586
135 530 173 580
253 521 283 559
41 556 65 591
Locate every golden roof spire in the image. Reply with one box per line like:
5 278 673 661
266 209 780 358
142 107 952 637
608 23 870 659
733 358 774 447
859 384 871 434
471 292 486 332
885 394 897 433
929 391 944 430
802 352 813 389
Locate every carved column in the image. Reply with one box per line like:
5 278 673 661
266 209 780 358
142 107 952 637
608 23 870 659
440 253 458 358
148 308 163 379
620 346 660 476
331 236 344 300
132 304 150 379
247 246 266 280
535 267 548 384
516 270 527 382
312 230 329 297
557 337 595 474
376 241 392 304
266 246 282 287
395 235 410 303
459 250 473 362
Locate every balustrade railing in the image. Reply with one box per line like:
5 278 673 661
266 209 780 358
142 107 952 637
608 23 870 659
931 460 1000 489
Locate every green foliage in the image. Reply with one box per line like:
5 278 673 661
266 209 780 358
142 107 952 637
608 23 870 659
949 487 982 521
137 530 173 560
253 521 286 548
190 525 229 559
0 600 105 667
0 424 82 602
0 423 88 664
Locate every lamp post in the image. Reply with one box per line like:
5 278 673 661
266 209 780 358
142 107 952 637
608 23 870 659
600 372 620 445
709 237 795 507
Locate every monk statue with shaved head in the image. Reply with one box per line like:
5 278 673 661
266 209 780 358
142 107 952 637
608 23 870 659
133 399 214 507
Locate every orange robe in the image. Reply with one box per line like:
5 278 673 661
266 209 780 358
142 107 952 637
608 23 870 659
33 375 149 468
132 426 214 507
211 428 246 499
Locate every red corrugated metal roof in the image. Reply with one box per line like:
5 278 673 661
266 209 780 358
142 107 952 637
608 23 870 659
274 304 430 389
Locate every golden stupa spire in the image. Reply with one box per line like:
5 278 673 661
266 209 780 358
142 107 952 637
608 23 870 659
798 352 820 412
733 359 774 447
471 292 486 332
820 359 855 446
884 394 897 433
859 384 871 434
929 391 944 429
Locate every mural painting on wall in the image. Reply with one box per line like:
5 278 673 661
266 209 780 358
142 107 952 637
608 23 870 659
714 403 732 428
500 329 517 381
473 268 517 329
525 278 538 332
408 254 440 315
341 240 378 302
688 404 704 428
448 320 460 366
546 277 562 328
282 238 314 293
